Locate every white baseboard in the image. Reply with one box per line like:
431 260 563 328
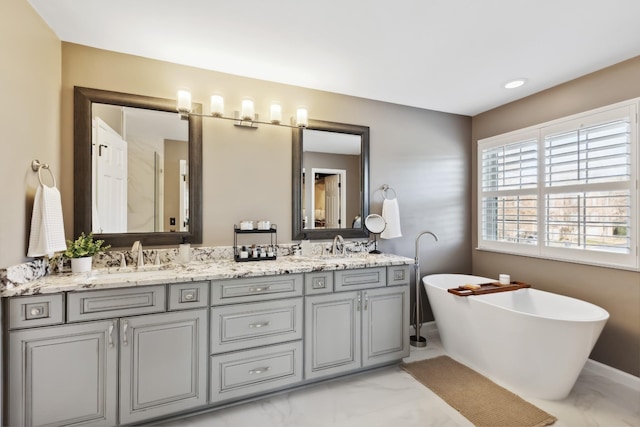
583 359 640 392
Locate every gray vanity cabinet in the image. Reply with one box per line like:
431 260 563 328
304 267 410 381
8 320 117 427
4 263 412 425
361 286 410 367
209 275 304 404
304 291 361 380
7 285 209 427
119 308 208 425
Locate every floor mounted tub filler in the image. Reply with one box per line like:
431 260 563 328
423 273 609 400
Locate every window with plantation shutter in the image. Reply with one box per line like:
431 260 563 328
543 116 632 255
480 137 538 245
478 100 638 270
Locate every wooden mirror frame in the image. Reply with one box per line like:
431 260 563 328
74 86 203 247
292 119 370 240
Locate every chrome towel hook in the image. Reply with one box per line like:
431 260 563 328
31 159 57 188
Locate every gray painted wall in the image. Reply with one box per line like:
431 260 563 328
60 44 473 295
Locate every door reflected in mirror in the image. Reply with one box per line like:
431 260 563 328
302 129 361 230
74 86 202 247
92 104 189 234
292 120 370 240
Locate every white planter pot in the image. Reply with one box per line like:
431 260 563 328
71 256 93 273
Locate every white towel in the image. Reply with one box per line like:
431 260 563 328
380 198 402 239
27 185 67 257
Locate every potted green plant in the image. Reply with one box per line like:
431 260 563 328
64 232 110 273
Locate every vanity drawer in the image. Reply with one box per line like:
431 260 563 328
334 267 386 292
168 281 209 311
211 274 303 305
387 265 411 286
209 341 303 404
210 298 303 354
304 272 334 295
7 294 64 330
67 285 166 322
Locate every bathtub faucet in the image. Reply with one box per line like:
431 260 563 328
415 231 439 266
412 230 439 348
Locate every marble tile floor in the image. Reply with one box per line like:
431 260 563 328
159 327 640 427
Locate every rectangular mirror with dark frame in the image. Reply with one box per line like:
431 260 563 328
74 86 202 247
292 119 370 240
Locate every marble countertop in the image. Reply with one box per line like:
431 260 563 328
1 253 414 297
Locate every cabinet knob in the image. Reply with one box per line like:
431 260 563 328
312 278 326 289
184 292 195 301
248 366 271 375
30 307 43 316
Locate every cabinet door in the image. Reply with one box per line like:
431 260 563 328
362 286 410 367
119 309 207 425
304 291 361 380
8 321 117 427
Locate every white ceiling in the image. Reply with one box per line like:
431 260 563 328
28 0 640 116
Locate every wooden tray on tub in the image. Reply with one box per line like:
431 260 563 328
448 281 531 297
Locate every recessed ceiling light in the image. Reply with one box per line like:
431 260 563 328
504 79 527 89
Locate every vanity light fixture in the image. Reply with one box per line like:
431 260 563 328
240 98 255 121
210 95 224 117
504 78 527 89
270 102 282 124
296 107 308 127
177 90 308 129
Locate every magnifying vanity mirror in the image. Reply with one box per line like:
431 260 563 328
292 119 370 240
74 87 203 247
364 214 386 253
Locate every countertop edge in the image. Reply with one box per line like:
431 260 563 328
1 255 415 297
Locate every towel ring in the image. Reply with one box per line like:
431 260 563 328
31 160 56 188
382 184 397 200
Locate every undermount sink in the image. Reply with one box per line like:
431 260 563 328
321 253 376 261
75 266 170 282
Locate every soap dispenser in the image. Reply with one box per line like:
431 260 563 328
179 236 191 264
300 235 312 257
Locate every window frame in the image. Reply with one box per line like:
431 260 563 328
477 99 639 271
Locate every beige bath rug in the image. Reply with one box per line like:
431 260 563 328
401 355 557 427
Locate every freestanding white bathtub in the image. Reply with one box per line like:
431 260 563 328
423 274 609 400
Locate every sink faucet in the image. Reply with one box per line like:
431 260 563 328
132 241 144 268
332 235 345 255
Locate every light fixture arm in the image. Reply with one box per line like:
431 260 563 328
176 89 308 128
179 110 306 129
